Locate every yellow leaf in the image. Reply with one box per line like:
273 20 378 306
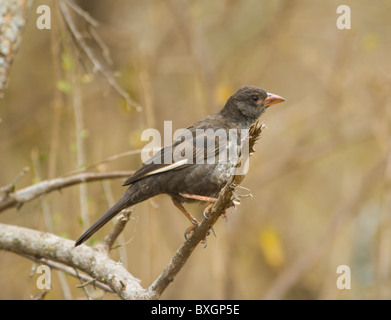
258 227 285 269
361 32 379 51
128 129 145 149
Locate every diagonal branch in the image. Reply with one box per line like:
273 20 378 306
63 0 99 27
97 209 134 253
58 0 141 111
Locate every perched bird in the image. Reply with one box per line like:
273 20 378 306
75 86 285 246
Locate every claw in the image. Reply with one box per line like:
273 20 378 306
202 202 214 220
221 210 228 222
184 224 215 247
184 223 197 240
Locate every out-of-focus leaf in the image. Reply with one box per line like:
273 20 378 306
258 226 285 269
61 52 75 71
361 32 379 51
56 80 72 94
128 129 145 149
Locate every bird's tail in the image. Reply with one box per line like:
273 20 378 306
74 196 128 247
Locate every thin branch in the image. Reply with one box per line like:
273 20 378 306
0 166 30 196
0 171 133 213
59 0 141 111
64 149 143 176
101 180 130 268
30 290 49 300
88 24 113 66
31 149 73 300
97 209 133 253
71 66 90 228
63 0 99 27
22 254 114 294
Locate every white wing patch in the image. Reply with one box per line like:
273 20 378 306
144 159 189 177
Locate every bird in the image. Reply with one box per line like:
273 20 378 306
74 86 285 246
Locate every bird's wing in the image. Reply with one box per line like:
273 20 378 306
122 139 191 186
123 115 237 186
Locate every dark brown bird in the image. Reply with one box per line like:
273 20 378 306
75 86 285 246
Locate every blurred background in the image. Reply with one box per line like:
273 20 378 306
0 0 390 299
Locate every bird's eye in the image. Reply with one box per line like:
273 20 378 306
252 95 259 101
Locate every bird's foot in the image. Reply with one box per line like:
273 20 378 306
183 223 207 247
184 222 216 248
184 223 197 240
202 205 228 223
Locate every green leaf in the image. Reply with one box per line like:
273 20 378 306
57 80 72 94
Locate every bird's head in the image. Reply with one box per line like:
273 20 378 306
222 86 285 126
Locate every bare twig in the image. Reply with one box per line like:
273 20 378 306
71 67 90 228
98 209 133 253
30 290 49 300
64 149 143 176
63 0 99 27
88 24 113 66
48 1 64 180
0 171 133 213
22 254 113 293
101 180 130 268
31 149 73 300
59 0 141 111
0 166 30 196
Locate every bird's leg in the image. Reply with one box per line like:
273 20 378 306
179 193 227 222
179 193 218 203
172 198 199 225
172 197 211 246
